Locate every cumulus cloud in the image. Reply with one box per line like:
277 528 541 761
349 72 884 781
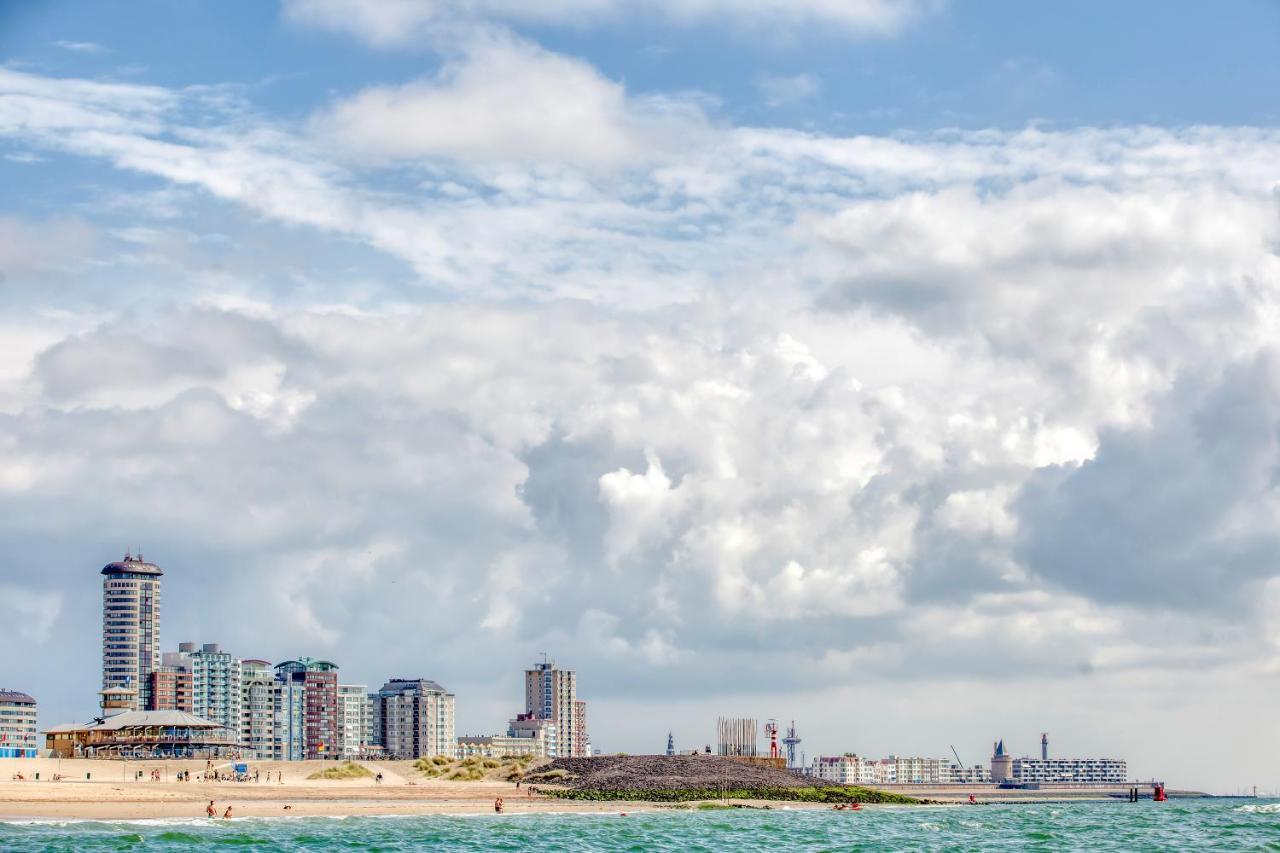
3 47 1280 790
314 33 710 168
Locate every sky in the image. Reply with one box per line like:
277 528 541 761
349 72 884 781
1 0 1279 793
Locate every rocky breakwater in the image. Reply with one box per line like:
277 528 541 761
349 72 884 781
526 755 919 804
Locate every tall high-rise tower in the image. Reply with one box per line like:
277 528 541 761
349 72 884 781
524 658 577 758
100 553 163 713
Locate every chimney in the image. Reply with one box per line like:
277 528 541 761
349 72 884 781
1041 732 1048 760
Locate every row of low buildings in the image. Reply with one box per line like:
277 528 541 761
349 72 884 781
38 553 593 761
811 754 992 785
810 738 1128 786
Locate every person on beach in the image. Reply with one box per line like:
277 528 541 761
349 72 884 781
206 801 216 818
494 797 504 813
223 806 233 819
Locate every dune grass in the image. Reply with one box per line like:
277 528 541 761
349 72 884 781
307 761 374 780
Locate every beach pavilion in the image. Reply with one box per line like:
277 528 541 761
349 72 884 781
44 710 237 759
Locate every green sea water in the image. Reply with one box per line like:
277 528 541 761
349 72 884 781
1 800 1276 851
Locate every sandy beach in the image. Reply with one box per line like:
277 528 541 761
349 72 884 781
0 757 669 820
0 758 1160 820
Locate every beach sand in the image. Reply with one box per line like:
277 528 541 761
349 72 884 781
0 758 1147 819
0 757 681 819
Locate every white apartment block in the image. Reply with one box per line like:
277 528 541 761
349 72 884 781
811 754 989 785
1012 757 1127 784
0 690 38 758
163 642 242 737
338 684 370 759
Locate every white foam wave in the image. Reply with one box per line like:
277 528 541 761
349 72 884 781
1236 803 1280 814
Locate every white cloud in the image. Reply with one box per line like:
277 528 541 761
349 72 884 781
53 40 106 54
3 50 1280 790
283 0 935 47
314 33 709 167
755 72 821 107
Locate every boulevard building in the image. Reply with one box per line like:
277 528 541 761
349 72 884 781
101 553 163 712
162 643 242 735
240 659 276 759
991 739 1127 784
338 684 370 758
811 754 992 785
372 678 456 759
524 659 579 758
147 667 194 712
275 658 339 760
0 689 38 758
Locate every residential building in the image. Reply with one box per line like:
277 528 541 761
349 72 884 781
240 659 276 760
275 658 339 760
457 735 544 759
810 754 877 785
810 754 987 785
367 689 382 750
507 714 557 758
524 659 576 758
161 643 242 737
373 678 456 759
101 553 163 712
147 667 193 712
338 684 370 759
0 690 38 758
1011 757 1127 784
990 738 1127 784
993 742 1126 778
572 699 589 757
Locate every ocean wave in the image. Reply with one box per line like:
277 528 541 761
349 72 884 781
1235 803 1280 814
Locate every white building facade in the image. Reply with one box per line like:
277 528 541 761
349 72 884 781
164 643 242 737
0 690 38 758
811 754 991 785
338 684 370 758
1012 757 1127 784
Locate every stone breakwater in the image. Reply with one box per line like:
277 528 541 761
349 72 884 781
525 755 918 803
531 755 811 791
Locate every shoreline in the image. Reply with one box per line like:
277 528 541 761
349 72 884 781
0 758 1196 821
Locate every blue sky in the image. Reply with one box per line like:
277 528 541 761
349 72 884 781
1 1 1279 792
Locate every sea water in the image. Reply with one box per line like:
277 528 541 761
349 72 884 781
1 800 1276 851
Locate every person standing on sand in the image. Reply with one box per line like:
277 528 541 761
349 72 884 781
494 797 504 813
206 801 216 818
